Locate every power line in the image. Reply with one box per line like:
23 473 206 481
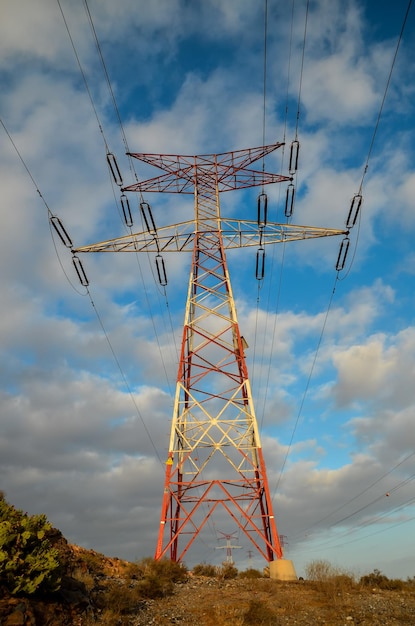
82 0 132 160
301 494 415 555
57 0 178 394
294 0 310 140
0 115 164 467
331 471 415 530
339 0 413 280
0 119 52 217
293 466 415 552
294 451 415 537
256 0 296 431
86 286 164 466
274 0 413 519
272 274 339 500
261 0 269 171
357 0 413 195
56 0 109 152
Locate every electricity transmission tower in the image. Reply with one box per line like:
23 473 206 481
216 531 242 565
74 142 346 565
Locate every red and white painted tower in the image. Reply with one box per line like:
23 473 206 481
128 143 289 563
75 142 346 565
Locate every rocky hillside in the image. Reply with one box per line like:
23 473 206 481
0 530 138 625
1 534 415 626
1 492 414 625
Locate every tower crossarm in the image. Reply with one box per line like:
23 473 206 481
123 142 291 193
122 170 291 193
73 220 347 254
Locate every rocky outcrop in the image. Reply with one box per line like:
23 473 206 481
0 528 131 625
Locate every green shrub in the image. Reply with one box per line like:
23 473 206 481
0 493 61 595
192 563 217 577
360 568 389 588
217 562 238 580
360 569 405 590
130 557 188 597
139 556 187 583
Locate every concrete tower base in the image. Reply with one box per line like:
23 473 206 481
269 559 298 581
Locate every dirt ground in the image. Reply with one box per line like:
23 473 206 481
131 576 415 626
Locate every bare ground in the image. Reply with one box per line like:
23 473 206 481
131 576 415 626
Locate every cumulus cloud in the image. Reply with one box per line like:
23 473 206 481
1 0 415 577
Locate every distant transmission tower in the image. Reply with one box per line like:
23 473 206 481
216 531 242 565
74 142 346 568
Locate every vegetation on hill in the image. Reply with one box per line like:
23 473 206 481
0 492 62 595
1 493 414 625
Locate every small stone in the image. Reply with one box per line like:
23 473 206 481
4 610 25 626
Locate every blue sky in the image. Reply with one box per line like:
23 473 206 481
1 0 415 578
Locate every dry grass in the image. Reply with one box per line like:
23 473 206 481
76 558 415 625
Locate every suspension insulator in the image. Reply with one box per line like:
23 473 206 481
336 237 350 271
289 140 300 175
72 255 89 287
140 202 157 235
120 194 133 227
346 194 362 229
50 215 73 248
257 192 268 227
156 254 167 286
106 152 123 186
285 184 295 217
256 247 265 280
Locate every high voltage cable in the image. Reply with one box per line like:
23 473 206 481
357 0 413 196
272 273 339 501
302 493 415 554
106 172 177 398
257 0 309 420
82 0 132 160
294 0 309 140
330 477 414 528
57 0 178 390
293 450 415 538
301 503 415 555
301 487 415 552
80 0 179 370
256 0 296 432
282 0 414 542
56 0 109 152
331 476 415 530
255 0 323 473
86 287 164 466
0 116 87 297
0 119 53 217
0 115 164 465
251 0 270 386
261 0 268 182
258 239 287 434
78 1 219 546
339 0 413 281
252 0 289 406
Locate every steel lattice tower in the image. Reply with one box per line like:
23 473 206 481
75 142 346 564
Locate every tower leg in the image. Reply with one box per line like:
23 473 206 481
269 560 298 581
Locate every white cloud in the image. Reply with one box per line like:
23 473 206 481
1 0 415 577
